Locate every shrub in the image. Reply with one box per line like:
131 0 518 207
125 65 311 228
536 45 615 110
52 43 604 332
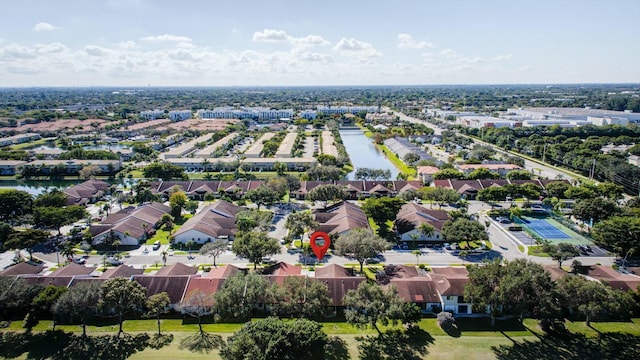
437 311 456 331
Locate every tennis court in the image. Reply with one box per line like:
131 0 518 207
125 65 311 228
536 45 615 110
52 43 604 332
519 217 570 239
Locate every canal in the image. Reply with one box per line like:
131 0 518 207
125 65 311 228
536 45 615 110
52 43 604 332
339 128 399 180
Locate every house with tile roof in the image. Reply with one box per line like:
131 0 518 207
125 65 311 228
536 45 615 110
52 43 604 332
64 179 111 205
394 203 450 243
314 264 367 309
312 201 370 236
0 262 44 276
90 202 171 246
431 267 472 314
172 200 241 244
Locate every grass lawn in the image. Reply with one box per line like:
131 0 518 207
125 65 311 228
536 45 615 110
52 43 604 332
374 143 417 177
145 214 192 245
4 318 640 360
528 245 552 257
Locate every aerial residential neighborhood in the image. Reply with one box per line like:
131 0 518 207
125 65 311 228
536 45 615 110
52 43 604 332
1 1 640 359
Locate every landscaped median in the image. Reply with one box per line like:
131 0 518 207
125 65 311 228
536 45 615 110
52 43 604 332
2 318 639 359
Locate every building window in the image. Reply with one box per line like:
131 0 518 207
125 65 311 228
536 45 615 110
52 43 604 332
458 305 468 314
458 296 464 303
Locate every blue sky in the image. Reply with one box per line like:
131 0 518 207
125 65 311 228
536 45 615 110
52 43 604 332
1 0 638 86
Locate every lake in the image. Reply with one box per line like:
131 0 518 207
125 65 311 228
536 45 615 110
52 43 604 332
339 129 399 180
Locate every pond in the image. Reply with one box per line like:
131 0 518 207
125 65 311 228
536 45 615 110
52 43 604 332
339 129 399 180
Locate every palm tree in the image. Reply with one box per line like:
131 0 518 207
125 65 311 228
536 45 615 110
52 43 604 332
60 242 76 262
186 240 196 259
161 250 168 266
418 223 435 240
112 239 122 256
412 250 422 266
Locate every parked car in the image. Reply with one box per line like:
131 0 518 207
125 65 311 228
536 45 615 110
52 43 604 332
261 257 277 265
152 241 161 250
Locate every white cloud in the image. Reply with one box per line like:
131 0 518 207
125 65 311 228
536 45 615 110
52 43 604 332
253 29 289 42
84 45 110 57
141 34 192 42
491 54 513 61
439 48 457 57
36 42 67 53
33 22 61 32
0 44 36 59
291 35 330 46
397 34 434 49
118 41 137 49
333 38 382 58
253 29 329 46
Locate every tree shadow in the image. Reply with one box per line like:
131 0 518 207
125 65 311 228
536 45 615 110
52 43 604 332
147 333 174 349
357 327 434 360
492 331 640 360
324 336 350 360
441 323 461 338
0 330 156 360
179 331 223 354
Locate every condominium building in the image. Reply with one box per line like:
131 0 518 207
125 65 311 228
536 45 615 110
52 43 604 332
168 110 192 122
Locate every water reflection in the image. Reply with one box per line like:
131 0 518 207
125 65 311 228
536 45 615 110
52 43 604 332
339 129 399 180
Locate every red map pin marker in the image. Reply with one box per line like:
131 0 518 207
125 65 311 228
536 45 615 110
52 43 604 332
309 231 331 261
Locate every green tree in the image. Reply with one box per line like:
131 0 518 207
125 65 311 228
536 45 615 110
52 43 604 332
220 317 327 360
557 275 634 326
477 187 509 206
595 182 625 200
200 239 228 267
403 152 420 165
266 276 330 319
441 218 488 248
100 278 147 336
142 162 186 181
284 211 318 240
305 165 342 181
433 168 465 180
466 167 500 180
169 191 188 218
0 277 41 322
5 229 50 261
544 181 571 199
0 189 33 222
231 231 281 270
243 185 280 209
506 170 532 180
343 282 420 336
542 242 580 268
185 200 199 215
565 186 597 200
572 197 620 224
591 216 640 256
33 205 86 235
419 187 460 208
307 184 347 209
34 189 67 207
214 273 268 322
31 285 68 320
145 292 171 335
334 228 390 273
52 281 102 336
0 221 13 245
361 197 404 238
464 259 559 326
235 209 274 232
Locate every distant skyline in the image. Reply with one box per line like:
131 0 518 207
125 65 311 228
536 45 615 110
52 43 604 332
1 0 639 87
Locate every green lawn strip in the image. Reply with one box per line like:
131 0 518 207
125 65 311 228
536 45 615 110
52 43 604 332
145 214 192 245
374 143 417 177
528 245 552 257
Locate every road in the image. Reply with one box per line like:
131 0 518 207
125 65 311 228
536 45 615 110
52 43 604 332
386 107 578 182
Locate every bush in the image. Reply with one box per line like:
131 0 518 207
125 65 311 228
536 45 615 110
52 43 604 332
437 311 456 331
